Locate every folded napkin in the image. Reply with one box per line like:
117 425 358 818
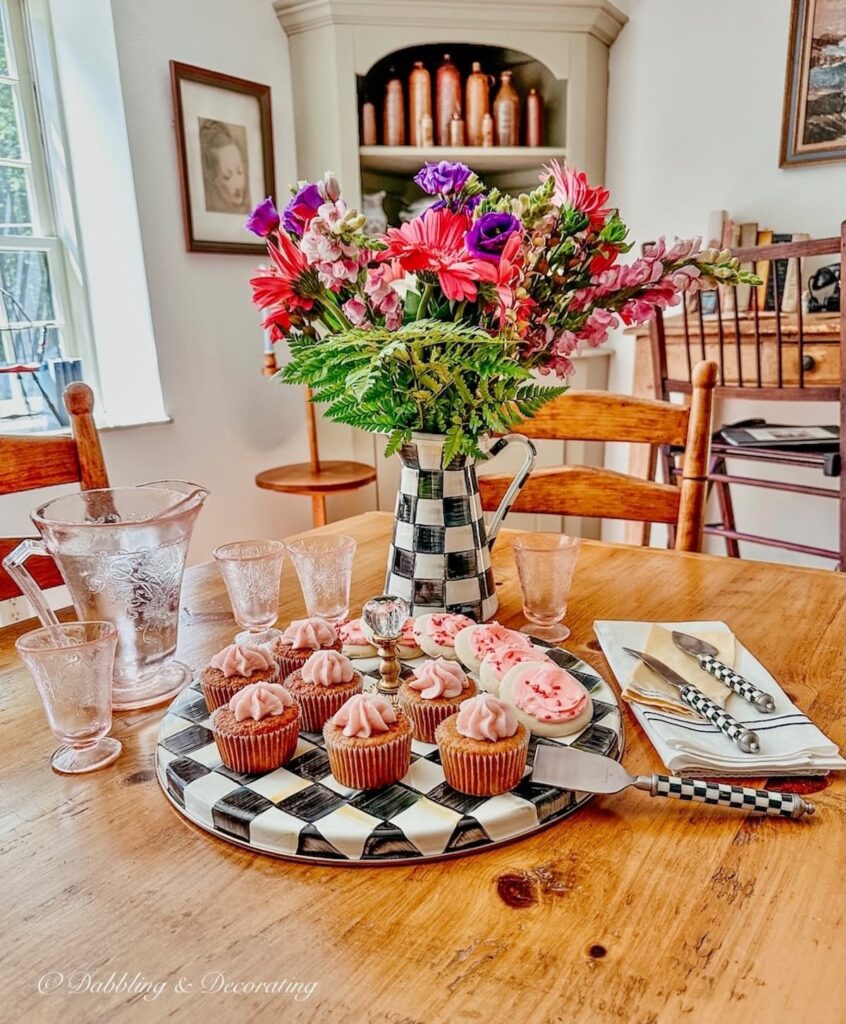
594 619 846 777
626 624 733 714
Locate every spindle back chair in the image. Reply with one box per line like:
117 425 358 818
649 224 845 568
479 361 717 553
0 382 109 602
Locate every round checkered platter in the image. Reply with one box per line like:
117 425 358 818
156 644 623 865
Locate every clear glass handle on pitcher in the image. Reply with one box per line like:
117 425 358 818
485 433 537 548
2 539 62 627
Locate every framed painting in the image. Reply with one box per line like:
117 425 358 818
781 0 846 166
170 62 275 253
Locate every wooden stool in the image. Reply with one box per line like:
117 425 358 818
256 372 376 527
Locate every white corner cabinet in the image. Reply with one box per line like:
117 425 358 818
273 0 626 528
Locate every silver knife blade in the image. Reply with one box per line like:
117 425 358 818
622 646 690 689
671 630 719 658
532 746 633 793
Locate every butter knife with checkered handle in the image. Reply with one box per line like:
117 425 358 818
671 631 776 712
623 647 761 753
532 747 815 819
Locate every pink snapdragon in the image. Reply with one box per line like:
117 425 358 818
364 263 404 330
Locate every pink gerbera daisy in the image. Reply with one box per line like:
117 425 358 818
378 209 496 302
544 160 611 229
250 231 316 314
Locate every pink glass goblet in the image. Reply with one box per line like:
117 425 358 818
512 533 582 643
16 621 122 774
213 540 286 646
286 535 356 623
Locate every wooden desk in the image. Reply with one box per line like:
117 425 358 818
2 512 843 1023
630 311 841 398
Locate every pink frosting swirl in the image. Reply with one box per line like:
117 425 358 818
210 643 274 679
332 693 397 738
409 658 469 700
455 693 519 741
423 613 474 647
282 617 336 650
469 623 531 660
336 618 371 646
228 681 294 721
511 665 589 723
302 649 355 687
483 645 549 681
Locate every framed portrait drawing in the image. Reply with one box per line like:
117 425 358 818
170 62 275 253
781 0 846 166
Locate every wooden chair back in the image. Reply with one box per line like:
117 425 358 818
0 382 109 601
479 361 717 552
650 227 844 402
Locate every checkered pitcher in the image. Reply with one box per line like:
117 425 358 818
385 432 535 621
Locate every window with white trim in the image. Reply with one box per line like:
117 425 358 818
0 0 91 428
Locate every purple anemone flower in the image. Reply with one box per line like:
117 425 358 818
414 161 472 196
282 183 324 235
245 197 280 237
465 212 522 262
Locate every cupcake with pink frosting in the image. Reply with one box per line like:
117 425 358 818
272 617 341 681
211 680 301 773
200 643 277 712
398 658 477 743
499 661 593 737
323 693 412 789
453 621 532 673
436 693 529 796
284 649 363 732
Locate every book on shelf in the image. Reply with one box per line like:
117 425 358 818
781 232 809 314
755 229 773 309
735 221 758 312
765 233 792 311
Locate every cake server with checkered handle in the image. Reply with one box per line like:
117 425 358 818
623 648 761 753
671 631 777 712
532 747 815 819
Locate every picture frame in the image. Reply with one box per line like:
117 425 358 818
170 61 275 254
780 0 846 167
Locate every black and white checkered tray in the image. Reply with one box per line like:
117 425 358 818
156 646 623 865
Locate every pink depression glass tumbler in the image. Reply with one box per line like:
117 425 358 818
512 533 581 643
286 535 356 623
16 621 122 774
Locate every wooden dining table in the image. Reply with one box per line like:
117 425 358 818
2 511 844 1023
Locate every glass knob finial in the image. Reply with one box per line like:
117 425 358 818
362 594 409 640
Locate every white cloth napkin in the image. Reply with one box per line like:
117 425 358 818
594 619 846 777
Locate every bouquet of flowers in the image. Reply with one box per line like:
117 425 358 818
248 160 755 464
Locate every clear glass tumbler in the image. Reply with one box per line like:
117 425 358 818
16 621 122 774
286 535 356 623
213 540 286 645
512 533 582 643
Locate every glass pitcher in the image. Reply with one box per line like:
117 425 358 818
3 481 208 710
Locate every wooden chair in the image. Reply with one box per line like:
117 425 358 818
0 382 108 601
478 361 717 553
649 225 845 568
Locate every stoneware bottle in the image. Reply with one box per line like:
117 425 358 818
436 53 462 146
449 111 466 147
383 70 405 146
465 61 491 146
361 100 377 146
409 61 432 148
493 70 520 147
481 112 494 147
525 88 543 147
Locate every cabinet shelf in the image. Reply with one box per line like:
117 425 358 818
359 145 567 176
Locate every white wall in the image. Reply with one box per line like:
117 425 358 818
603 0 843 565
99 0 325 559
